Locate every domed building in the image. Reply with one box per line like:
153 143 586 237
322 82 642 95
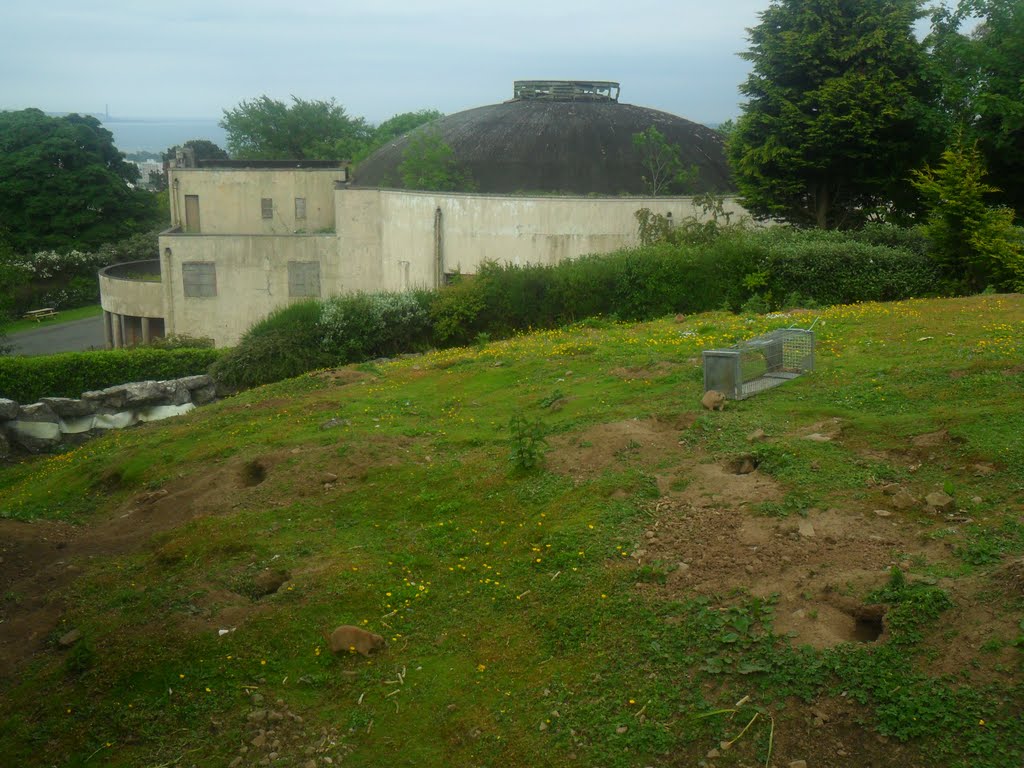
356 81 732 195
102 82 746 348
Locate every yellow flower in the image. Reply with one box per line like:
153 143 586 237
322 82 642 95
477 664 486 672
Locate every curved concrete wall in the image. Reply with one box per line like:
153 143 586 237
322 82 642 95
98 260 166 348
99 260 164 317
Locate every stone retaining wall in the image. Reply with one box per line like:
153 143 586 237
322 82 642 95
0 375 216 457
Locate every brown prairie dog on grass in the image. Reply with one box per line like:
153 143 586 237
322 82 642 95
323 625 386 657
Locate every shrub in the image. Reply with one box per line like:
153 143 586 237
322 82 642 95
0 348 223 403
210 293 436 391
320 291 433 359
753 229 940 307
508 413 548 472
209 301 331 391
429 276 487 345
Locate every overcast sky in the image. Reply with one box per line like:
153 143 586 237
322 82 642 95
1 0 767 126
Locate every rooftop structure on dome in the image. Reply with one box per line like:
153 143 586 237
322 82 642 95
354 80 732 195
512 80 620 102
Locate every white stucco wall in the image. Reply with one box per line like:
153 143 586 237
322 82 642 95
336 188 749 292
159 234 337 345
168 168 346 235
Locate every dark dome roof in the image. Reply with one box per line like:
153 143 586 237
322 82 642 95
354 82 732 195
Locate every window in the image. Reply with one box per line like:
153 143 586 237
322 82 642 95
261 197 273 219
182 262 217 298
288 261 321 298
295 197 307 220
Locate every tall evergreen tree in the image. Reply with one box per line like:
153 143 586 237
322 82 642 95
728 0 942 228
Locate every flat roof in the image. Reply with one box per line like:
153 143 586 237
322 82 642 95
196 159 346 169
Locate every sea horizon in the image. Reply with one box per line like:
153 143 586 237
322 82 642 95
35 111 228 153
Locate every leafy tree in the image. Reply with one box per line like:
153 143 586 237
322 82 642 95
220 96 371 160
632 126 699 196
398 129 474 191
0 109 159 252
911 137 1024 291
728 0 942 228
352 109 444 163
373 110 443 147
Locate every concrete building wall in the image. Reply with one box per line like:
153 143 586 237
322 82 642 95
336 188 748 292
168 168 346 235
159 234 337 345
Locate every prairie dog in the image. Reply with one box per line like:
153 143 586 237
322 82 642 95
701 389 727 411
323 625 386 657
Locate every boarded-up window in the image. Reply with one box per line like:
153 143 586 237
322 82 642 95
288 261 321 298
261 198 273 219
295 197 307 220
182 262 217 298
184 194 201 233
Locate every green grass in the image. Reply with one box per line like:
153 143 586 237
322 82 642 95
3 304 103 335
1 295 1023 767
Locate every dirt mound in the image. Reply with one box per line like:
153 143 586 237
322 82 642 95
608 362 678 380
546 416 695 482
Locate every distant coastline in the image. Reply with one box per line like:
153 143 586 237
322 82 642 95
42 112 227 153
100 117 227 153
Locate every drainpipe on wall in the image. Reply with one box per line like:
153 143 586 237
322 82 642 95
171 177 180 229
433 207 444 289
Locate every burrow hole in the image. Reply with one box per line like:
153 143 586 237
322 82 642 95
240 460 267 487
850 605 886 643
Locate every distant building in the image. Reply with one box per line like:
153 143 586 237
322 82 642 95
100 81 743 348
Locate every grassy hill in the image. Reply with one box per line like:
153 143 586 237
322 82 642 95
1 295 1023 767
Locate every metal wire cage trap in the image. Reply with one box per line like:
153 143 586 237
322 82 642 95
702 328 815 400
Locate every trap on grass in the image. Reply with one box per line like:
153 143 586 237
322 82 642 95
702 327 815 400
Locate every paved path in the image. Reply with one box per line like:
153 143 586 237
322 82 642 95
6 316 106 356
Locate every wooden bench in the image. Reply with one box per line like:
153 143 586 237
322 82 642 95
23 307 57 322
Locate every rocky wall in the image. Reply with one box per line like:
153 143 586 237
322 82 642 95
0 375 216 457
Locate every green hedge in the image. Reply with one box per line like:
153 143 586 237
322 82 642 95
0 347 223 404
210 225 942 390
428 227 938 344
755 227 939 306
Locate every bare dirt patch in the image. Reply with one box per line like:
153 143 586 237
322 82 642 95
608 362 678 380
309 368 371 386
636 498 957 650
545 416 695 483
